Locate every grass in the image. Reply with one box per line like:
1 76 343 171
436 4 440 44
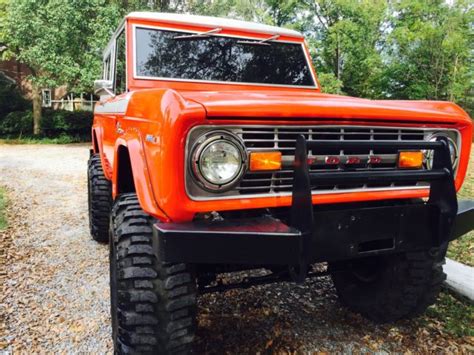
0 134 86 145
447 146 474 266
0 187 7 231
425 291 474 337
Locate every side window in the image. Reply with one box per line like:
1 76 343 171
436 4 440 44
115 30 126 94
103 54 111 80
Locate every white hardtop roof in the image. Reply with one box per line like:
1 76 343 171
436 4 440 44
126 12 304 38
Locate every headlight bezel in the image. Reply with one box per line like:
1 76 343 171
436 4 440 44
190 131 247 192
425 133 459 170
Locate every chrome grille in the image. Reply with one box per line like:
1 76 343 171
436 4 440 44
185 125 460 200
236 127 426 194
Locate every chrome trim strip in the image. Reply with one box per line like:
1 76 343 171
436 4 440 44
189 185 429 201
131 24 318 89
94 94 131 114
185 125 461 202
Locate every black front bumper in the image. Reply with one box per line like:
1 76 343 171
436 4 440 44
154 137 474 267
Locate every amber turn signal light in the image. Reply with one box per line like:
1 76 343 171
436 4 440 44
398 151 424 169
249 151 282 171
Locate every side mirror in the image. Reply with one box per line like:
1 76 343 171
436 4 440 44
94 80 115 98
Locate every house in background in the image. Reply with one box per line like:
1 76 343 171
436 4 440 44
0 57 97 112
0 58 33 94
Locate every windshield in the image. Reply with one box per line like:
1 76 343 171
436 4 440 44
134 27 315 87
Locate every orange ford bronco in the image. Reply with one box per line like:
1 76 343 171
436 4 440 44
88 12 474 353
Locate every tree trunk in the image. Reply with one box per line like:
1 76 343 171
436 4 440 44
448 56 459 102
32 85 42 136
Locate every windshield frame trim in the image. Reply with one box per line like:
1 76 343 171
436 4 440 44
131 23 319 89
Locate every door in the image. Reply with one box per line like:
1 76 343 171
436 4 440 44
96 27 127 171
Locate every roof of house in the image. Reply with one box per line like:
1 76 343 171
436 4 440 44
126 12 304 38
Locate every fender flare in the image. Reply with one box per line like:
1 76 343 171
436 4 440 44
91 127 103 155
91 129 99 154
113 137 170 222
91 126 114 180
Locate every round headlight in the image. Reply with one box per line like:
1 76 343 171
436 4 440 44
425 134 458 170
192 132 246 191
200 141 241 184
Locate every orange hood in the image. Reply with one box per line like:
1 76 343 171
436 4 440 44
180 90 470 124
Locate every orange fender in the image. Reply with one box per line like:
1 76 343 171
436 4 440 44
113 136 170 222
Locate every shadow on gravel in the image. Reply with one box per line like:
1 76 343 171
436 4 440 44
194 273 372 353
193 269 466 353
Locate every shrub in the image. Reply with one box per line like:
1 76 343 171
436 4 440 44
42 109 93 138
0 74 31 116
0 73 92 140
0 110 33 136
0 109 92 140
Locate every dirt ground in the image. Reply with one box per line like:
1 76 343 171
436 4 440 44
0 144 472 353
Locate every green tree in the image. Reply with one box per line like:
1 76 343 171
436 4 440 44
300 0 387 98
184 0 302 28
255 0 302 27
111 0 181 12
317 72 343 94
384 0 473 112
184 0 247 18
3 0 122 135
0 0 7 48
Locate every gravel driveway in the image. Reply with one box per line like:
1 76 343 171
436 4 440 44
0 144 471 353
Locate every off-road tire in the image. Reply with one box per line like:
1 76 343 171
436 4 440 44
110 193 197 354
329 245 447 323
88 153 112 243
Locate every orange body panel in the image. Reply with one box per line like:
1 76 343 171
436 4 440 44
93 17 473 223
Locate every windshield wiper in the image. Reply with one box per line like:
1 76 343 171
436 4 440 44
173 28 222 40
236 34 280 46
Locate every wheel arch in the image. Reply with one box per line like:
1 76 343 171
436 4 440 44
113 139 170 222
91 127 103 155
115 145 135 195
92 129 100 154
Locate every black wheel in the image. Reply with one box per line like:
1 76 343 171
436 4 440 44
88 153 112 243
110 193 197 354
329 245 447 323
